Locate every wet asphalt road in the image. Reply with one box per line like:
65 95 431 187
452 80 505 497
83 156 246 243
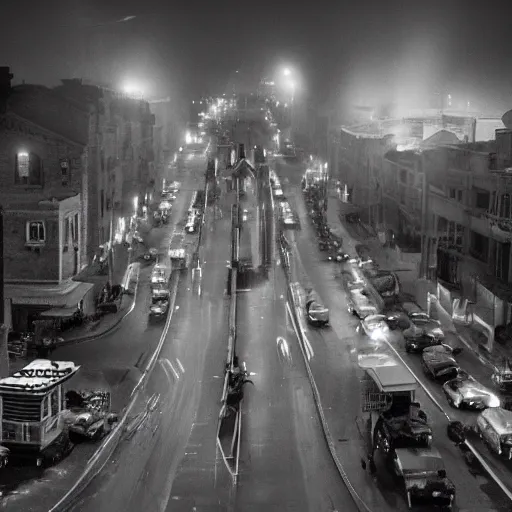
232 178 358 511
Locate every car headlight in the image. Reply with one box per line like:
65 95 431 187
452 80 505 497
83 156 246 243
488 395 501 408
432 491 442 498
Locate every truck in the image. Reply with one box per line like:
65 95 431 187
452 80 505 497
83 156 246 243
358 357 455 510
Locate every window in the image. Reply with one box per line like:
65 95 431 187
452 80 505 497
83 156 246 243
449 188 463 202
474 190 490 210
469 231 489 262
15 152 42 186
499 194 511 219
42 396 50 420
26 221 46 244
60 159 70 186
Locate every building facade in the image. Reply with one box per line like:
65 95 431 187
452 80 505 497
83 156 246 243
0 80 94 330
0 74 155 331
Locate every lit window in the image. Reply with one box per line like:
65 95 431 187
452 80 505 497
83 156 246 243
26 221 46 244
15 152 42 186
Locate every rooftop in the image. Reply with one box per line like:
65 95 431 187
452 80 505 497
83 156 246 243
0 360 80 393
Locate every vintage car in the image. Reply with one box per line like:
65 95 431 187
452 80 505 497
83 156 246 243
151 266 169 285
305 292 329 327
63 390 118 442
421 345 462 382
491 358 512 391
391 448 455 510
151 285 170 300
476 407 512 460
443 372 500 410
374 406 433 453
149 299 169 319
357 314 390 340
405 333 443 354
347 286 379 319
185 215 200 234
404 312 445 342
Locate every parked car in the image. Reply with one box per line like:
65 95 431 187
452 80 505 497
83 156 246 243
421 345 462 382
391 448 455 510
476 407 512 460
403 312 445 342
405 333 443 353
443 372 501 410
357 314 390 340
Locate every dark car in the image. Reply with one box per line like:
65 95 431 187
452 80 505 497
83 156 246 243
405 333 442 353
422 345 462 382
149 299 169 320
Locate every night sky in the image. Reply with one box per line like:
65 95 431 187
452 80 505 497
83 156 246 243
1 0 512 115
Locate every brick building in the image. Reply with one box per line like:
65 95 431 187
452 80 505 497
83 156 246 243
0 74 156 331
0 80 93 330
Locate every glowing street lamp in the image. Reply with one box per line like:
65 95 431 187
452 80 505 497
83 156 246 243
122 82 144 98
283 68 291 77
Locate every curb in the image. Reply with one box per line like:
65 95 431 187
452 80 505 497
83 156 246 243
285 289 372 512
56 266 141 347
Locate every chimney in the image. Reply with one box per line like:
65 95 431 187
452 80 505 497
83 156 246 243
238 143 245 159
0 67 13 107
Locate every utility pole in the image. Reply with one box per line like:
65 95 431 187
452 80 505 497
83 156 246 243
0 205 9 378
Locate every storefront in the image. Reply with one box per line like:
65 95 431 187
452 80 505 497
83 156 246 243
5 281 95 332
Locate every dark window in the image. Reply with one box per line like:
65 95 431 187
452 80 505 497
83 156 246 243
475 190 490 210
500 194 511 219
469 231 489 262
15 152 42 186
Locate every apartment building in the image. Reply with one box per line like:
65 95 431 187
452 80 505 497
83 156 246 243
0 76 93 330
0 73 155 331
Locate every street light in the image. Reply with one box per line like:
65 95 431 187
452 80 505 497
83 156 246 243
283 68 291 77
122 82 145 98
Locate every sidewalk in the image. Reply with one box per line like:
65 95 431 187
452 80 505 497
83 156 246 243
324 190 512 369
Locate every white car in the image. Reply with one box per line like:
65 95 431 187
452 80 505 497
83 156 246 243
443 372 500 410
358 314 390 340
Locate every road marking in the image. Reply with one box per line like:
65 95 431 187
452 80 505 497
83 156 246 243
176 358 185 373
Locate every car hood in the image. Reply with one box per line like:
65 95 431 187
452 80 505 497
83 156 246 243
458 382 495 400
423 352 457 367
407 321 444 337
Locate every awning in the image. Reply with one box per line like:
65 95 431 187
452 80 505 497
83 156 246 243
5 281 94 307
39 307 78 318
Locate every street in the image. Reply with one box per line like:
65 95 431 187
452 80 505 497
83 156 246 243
234 255 358 511
64 161 235 511
276 157 512 511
